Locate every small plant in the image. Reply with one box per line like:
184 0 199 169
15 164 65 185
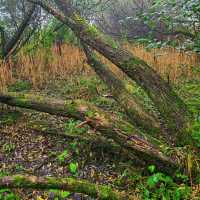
79 77 99 95
148 165 156 174
0 189 19 200
69 162 78 175
114 169 142 188
8 80 32 92
0 111 21 126
70 141 79 154
57 150 69 165
48 189 70 200
64 119 88 136
138 165 191 200
2 143 16 154
15 164 25 172
190 117 200 147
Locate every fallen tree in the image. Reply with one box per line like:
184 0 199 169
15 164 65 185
0 174 136 200
82 44 168 141
0 92 181 174
27 118 142 163
28 0 192 145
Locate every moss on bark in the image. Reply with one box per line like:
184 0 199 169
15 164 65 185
0 175 134 200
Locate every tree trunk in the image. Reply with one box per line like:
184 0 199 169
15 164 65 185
83 44 168 141
0 93 181 174
28 119 141 163
2 5 36 59
0 26 6 59
28 0 192 144
0 175 136 200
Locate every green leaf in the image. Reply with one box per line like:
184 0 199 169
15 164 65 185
69 162 78 174
147 173 164 188
57 150 69 165
148 165 156 173
147 175 159 188
60 191 70 198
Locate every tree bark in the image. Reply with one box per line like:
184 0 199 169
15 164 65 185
28 119 140 162
28 0 192 144
0 26 6 58
2 5 36 59
0 92 181 174
0 175 136 200
82 44 168 141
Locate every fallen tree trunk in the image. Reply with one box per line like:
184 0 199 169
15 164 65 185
0 175 136 200
28 120 143 164
0 92 180 174
83 44 168 141
28 0 192 144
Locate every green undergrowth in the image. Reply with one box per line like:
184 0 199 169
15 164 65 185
176 80 200 147
8 80 32 92
42 75 122 112
138 166 191 200
2 71 200 199
112 165 192 200
0 171 20 200
177 80 200 116
0 111 22 126
43 75 107 98
64 119 89 136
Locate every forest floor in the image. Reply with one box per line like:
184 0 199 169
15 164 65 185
1 74 200 199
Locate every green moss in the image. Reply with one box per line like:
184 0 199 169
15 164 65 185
123 57 145 69
99 186 116 200
73 13 100 37
86 25 99 36
15 97 31 107
85 110 96 118
64 119 88 136
103 35 119 49
73 14 87 25
46 177 64 187
14 175 26 186
73 181 97 197
117 120 136 134
124 82 135 93
2 143 16 154
64 100 79 116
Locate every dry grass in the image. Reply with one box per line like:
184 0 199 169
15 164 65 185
15 44 93 88
0 43 200 91
124 43 200 83
0 61 14 92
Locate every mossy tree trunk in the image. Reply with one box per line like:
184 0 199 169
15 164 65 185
0 93 181 174
28 0 192 145
0 25 6 59
0 175 136 200
83 44 168 141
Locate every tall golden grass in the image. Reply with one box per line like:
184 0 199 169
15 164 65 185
124 43 200 83
0 61 14 92
0 43 199 91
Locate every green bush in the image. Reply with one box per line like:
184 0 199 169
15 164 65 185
138 166 191 200
0 111 22 126
8 80 32 92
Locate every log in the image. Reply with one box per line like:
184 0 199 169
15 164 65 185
0 175 136 200
0 92 180 174
83 44 168 141
28 119 142 163
28 0 192 144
